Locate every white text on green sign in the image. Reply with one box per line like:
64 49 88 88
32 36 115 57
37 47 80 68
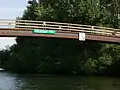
33 29 56 34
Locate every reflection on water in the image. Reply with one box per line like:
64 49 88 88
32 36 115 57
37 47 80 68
0 72 120 90
0 72 17 90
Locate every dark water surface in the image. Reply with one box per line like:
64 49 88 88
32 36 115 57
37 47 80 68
0 72 120 90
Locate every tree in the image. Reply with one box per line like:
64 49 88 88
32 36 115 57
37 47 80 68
2 0 120 75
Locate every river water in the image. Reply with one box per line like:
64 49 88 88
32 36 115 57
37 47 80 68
0 72 120 90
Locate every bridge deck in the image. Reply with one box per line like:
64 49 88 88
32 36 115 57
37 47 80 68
0 28 119 43
0 19 120 43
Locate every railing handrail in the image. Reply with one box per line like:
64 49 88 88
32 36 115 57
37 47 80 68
0 18 119 30
0 19 119 37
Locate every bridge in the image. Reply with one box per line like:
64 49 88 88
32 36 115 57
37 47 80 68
0 19 120 43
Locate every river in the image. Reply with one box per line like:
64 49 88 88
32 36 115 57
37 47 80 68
0 72 120 90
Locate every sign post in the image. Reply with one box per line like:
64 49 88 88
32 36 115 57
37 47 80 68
79 33 85 41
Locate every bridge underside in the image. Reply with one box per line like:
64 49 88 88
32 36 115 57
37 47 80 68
0 29 119 43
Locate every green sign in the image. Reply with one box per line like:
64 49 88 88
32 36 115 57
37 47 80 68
32 29 56 34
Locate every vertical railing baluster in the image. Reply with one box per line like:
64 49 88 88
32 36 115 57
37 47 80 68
92 26 94 34
8 22 11 29
59 26 61 32
25 20 27 29
43 22 46 30
16 20 19 28
68 23 71 32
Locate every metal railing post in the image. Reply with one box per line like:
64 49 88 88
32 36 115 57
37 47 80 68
8 23 11 28
43 22 46 30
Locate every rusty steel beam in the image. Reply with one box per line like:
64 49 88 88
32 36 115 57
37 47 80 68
0 29 119 43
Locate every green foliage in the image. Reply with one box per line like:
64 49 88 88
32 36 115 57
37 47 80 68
1 0 120 75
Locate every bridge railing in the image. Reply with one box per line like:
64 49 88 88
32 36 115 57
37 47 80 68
0 19 16 28
0 19 120 37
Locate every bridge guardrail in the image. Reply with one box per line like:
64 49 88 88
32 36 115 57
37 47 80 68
0 19 120 37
